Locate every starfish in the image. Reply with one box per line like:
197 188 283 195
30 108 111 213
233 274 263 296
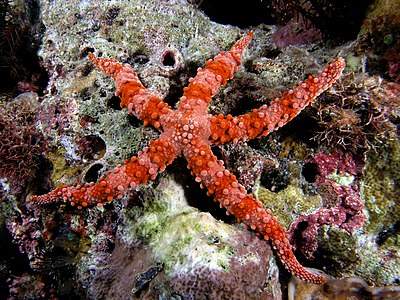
31 32 345 284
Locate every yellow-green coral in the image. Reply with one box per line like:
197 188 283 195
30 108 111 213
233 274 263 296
49 148 83 187
355 236 400 285
256 163 322 228
122 176 267 275
362 138 400 233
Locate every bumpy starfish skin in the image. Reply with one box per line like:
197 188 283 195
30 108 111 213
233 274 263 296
31 32 345 284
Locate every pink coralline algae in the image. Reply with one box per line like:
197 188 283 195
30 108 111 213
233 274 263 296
271 16 322 48
289 150 366 259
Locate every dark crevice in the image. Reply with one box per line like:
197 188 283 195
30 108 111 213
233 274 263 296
197 0 275 28
260 169 289 193
197 0 372 41
107 95 122 110
0 0 48 96
167 158 235 224
127 114 142 127
376 221 400 246
0 225 32 299
84 163 104 183
78 135 106 160
302 162 319 183
161 50 176 67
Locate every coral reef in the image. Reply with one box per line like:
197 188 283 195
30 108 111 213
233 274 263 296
353 138 400 285
308 139 400 285
257 149 366 260
256 162 323 229
363 139 400 233
217 142 278 191
1 0 399 298
271 16 322 48
31 28 345 283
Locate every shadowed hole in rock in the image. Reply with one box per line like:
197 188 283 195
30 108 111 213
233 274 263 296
161 50 176 67
260 169 289 193
302 162 319 183
84 163 104 183
127 114 142 127
107 95 122 110
167 158 235 224
78 135 106 160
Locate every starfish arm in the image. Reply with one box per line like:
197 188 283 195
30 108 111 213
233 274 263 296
210 58 346 144
185 142 326 284
30 137 177 208
88 53 172 129
179 32 253 114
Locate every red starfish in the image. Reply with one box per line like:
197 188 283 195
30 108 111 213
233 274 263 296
31 32 345 284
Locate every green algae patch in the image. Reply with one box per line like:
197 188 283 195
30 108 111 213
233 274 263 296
152 212 239 274
121 176 263 277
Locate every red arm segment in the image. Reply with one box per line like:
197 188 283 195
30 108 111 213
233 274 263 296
88 53 173 129
185 141 326 284
210 58 345 144
179 32 253 114
31 137 177 208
